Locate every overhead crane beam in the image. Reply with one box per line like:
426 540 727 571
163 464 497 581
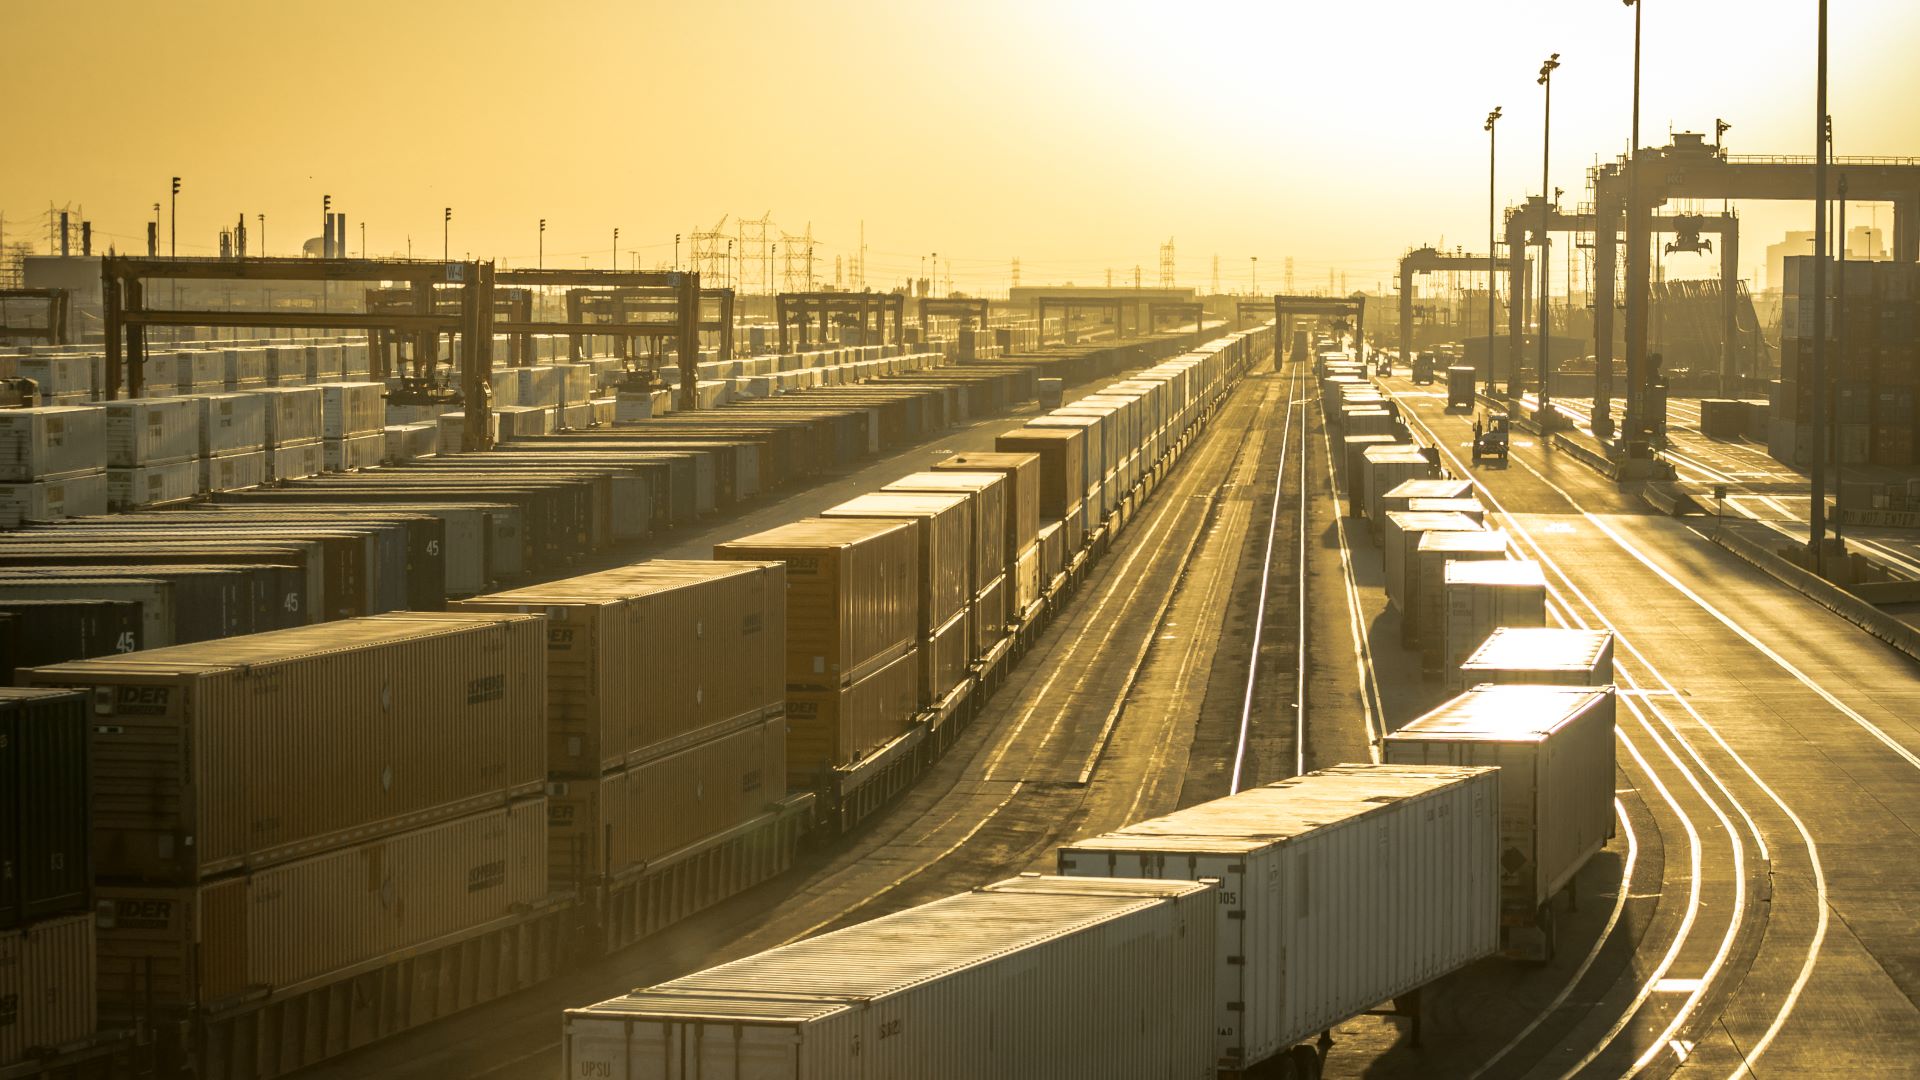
776 291 905 352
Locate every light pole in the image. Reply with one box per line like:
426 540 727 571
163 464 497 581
1485 106 1502 394
169 177 179 257
258 213 266 257
539 219 546 269
1810 0 1831 569
1611 0 1642 439
443 208 451 261
1536 53 1560 424
673 233 681 272
322 195 331 257
613 227 620 270
1251 256 1259 296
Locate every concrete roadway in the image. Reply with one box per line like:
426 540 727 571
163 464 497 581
1375 373 1920 1077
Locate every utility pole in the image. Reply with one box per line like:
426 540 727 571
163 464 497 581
443 207 451 261
1251 256 1258 295
1486 106 1503 395
613 227 620 270
1810 0 1829 571
258 213 266 257
1537 53 1560 424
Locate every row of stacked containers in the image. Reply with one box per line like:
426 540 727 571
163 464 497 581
1771 255 1920 467
0 323 1269 1078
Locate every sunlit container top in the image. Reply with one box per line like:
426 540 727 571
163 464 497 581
1383 479 1475 502
1461 627 1614 673
1417 529 1510 555
1065 763 1499 855
1445 559 1547 588
1390 684 1613 743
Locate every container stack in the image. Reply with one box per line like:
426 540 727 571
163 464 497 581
1773 257 1918 467
936 451 1044 623
220 346 268 393
1458 626 1615 688
885 471 1009 652
1412 529 1510 663
250 384 326 480
321 381 387 471
23 612 549 1017
450 561 787 889
0 406 109 523
994 426 1087 550
1442 559 1548 689
0 688 98 1071
821 492 973 708
715 518 919 788
194 392 269 493
102 398 199 510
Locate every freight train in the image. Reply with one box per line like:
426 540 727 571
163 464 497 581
2 323 1274 1079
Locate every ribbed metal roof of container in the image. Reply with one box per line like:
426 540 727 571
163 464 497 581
1392 685 1613 742
1383 478 1477 501
716 516 908 550
1384 511 1482 532
1418 529 1510 554
470 559 776 602
1445 559 1547 587
577 877 1208 1020
24 609 533 673
1066 763 1498 853
1462 627 1614 672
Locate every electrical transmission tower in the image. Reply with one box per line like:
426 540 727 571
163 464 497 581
690 215 729 285
1010 257 1020 289
1284 257 1295 292
1158 237 1175 288
1210 255 1219 295
780 224 814 291
736 212 773 294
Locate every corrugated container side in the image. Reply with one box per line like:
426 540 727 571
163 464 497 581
96 798 545 1008
820 491 971 634
624 714 784 865
195 393 268 456
0 912 97 1066
104 399 199 467
0 408 105 482
1443 561 1548 691
0 689 91 926
783 646 917 785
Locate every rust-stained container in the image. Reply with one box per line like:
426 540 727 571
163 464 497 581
821 491 970 635
94 797 546 1010
452 560 786 777
22 612 546 882
783 647 918 786
0 912 97 1067
883 471 1007 600
935 451 1042 558
715 518 916 692
994 426 1086 540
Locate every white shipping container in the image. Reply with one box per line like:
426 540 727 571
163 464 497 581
247 386 324 446
201 449 268 493
267 439 325 481
9 355 93 399
108 459 199 509
103 398 200 467
179 350 226 390
0 406 105 481
384 422 439 463
320 381 386 437
1444 559 1549 690
564 875 1215 1080
1383 510 1480 612
1414 529 1511 653
307 344 344 382
262 346 310 386
193 392 268 456
1059 764 1500 1073
1460 627 1615 687
1385 685 1616 951
221 347 268 390
323 431 386 472
0 471 108 521
1364 448 1433 526
436 412 500 453
516 365 561 407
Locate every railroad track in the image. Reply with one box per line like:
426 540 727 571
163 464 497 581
304 343 1289 1080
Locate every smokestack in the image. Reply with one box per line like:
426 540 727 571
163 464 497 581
82 221 92 257
147 221 158 256
333 213 347 259
59 211 69 257
236 214 247 259
220 231 233 259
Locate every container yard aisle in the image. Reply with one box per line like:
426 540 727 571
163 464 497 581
296 348 1288 1080
1386 373 1920 1076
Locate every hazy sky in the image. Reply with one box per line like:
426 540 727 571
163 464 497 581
4 0 1915 295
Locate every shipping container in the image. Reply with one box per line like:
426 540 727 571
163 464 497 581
1406 495 1487 524
563 875 1215 1080
1380 477 1476 520
452 560 785 776
783 646 918 786
0 688 91 928
95 796 546 1010
1443 559 1548 690
1340 436 1405 519
267 438 325 481
883 470 1008 600
1364 447 1435 531
1385 685 1616 957
107 459 199 509
0 407 105 482
0 911 97 1067
994 426 1087 544
246 386 324 447
715 518 916 691
935 450 1043 556
1459 626 1615 687
1059 764 1500 1072
0 598 142 682
1383 510 1481 614
200 448 268 493
23 611 545 881
1413 529 1511 656
0 471 108 521
194 393 268 457
323 431 386 471
821 491 972 635
102 398 199 467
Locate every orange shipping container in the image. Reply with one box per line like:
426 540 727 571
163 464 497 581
94 797 546 1009
23 612 545 882
994 427 1085 530
921 608 972 709
783 648 919 786
935 451 1042 558
821 491 970 634
715 519 916 691
0 912 97 1067
452 560 786 777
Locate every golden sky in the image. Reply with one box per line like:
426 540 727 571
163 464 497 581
3 0 1915 294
